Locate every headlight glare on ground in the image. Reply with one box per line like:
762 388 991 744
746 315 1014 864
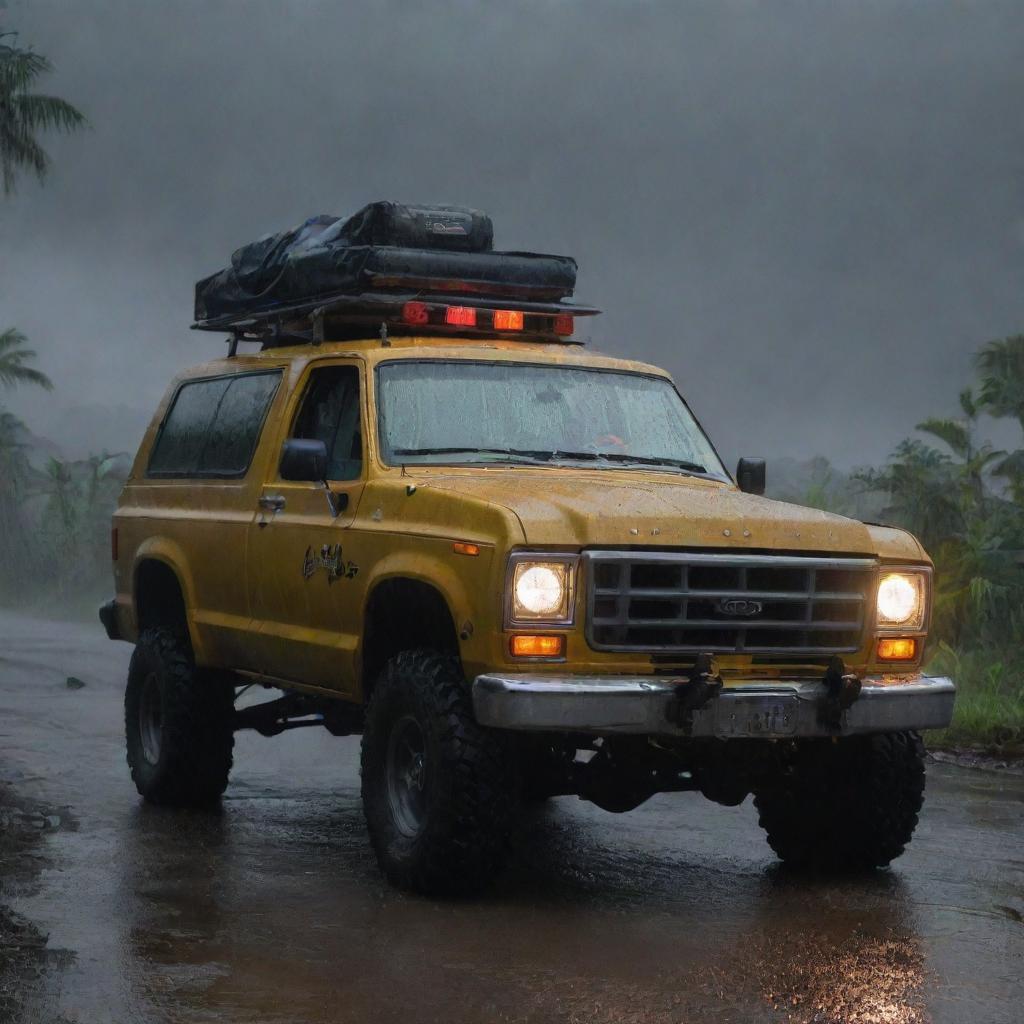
876 572 926 630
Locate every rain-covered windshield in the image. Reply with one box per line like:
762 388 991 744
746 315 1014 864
376 360 726 477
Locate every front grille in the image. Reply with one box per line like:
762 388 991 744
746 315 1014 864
584 552 876 656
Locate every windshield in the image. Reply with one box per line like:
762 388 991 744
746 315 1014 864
376 360 726 477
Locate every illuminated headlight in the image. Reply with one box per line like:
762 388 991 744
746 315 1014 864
876 571 928 631
508 556 576 623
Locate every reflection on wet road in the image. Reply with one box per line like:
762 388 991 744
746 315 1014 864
0 614 1021 1023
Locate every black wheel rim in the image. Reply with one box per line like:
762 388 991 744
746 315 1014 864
386 715 428 838
138 671 163 765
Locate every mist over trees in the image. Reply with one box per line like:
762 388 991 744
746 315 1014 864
0 32 112 610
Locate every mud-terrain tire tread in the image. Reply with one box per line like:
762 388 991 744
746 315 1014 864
754 731 926 870
361 649 518 895
125 627 234 806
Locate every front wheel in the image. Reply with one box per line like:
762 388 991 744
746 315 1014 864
360 649 518 895
754 731 926 870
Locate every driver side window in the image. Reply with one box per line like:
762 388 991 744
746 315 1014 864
292 364 363 481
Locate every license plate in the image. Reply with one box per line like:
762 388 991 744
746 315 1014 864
715 694 799 737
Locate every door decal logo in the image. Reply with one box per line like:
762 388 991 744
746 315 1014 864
302 544 359 583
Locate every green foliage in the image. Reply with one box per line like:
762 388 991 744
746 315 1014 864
778 336 1024 752
0 34 86 193
925 644 1024 753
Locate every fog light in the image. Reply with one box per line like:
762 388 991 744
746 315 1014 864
511 635 564 658
877 637 917 661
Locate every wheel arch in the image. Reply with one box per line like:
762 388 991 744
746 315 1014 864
131 540 203 656
360 575 461 703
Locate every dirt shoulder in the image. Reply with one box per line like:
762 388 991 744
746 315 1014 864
927 749 1024 775
0 782 71 1023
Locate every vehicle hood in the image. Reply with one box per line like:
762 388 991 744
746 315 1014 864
416 468 886 554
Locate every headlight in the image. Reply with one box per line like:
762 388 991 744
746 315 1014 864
508 555 576 623
876 571 928 631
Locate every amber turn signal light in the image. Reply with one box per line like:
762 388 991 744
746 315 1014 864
452 542 480 556
877 637 917 661
510 635 564 658
493 310 524 331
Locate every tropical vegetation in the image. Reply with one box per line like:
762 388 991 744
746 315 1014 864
772 335 1024 753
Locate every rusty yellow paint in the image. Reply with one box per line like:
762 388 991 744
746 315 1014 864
111 335 931 699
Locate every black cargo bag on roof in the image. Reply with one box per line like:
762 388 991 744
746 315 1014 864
194 201 577 324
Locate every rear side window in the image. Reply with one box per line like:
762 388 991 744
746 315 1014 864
148 371 281 478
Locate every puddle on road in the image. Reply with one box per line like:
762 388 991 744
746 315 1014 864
46 795 943 1024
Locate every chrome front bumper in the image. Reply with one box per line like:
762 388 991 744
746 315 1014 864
472 673 955 739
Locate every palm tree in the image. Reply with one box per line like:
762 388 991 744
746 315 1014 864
0 35 85 193
854 439 964 551
916 388 1003 514
976 335 1024 504
977 335 1024 431
0 327 52 391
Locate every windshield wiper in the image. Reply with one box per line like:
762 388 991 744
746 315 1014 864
392 446 553 464
537 450 707 474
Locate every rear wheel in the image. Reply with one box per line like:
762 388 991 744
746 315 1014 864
754 731 926 870
125 627 234 806
361 649 518 895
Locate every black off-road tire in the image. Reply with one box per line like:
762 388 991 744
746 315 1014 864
754 731 926 870
125 627 235 806
361 649 518 895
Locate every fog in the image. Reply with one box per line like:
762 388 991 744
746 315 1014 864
1 0 1022 467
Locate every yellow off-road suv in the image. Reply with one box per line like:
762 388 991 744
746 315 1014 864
102 290 954 895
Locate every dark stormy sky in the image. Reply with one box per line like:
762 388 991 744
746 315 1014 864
1 0 1022 468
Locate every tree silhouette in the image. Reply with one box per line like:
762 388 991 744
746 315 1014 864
0 34 85 193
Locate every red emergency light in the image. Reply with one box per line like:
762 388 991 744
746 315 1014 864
395 298 586 339
445 306 477 327
401 301 429 325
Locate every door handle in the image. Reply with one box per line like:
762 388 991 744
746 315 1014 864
258 494 287 513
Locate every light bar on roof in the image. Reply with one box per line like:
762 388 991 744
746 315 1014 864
399 300 574 339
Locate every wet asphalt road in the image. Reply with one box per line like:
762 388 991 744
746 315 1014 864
0 613 1021 1024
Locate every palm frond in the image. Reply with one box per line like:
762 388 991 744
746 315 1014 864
958 388 978 419
0 364 54 390
976 335 1024 424
0 46 51 92
0 329 54 391
14 94 87 133
0 328 29 352
916 417 971 458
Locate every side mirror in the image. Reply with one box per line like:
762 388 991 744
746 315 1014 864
280 438 328 482
736 457 766 495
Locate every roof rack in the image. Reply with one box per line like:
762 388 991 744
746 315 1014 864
192 290 601 352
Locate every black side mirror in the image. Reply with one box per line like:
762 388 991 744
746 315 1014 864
280 438 328 482
736 457 766 495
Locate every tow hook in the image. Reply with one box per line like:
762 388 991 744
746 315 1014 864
668 653 724 726
820 655 862 729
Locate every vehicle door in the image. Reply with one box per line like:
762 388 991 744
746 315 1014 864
247 358 367 691
142 369 283 670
